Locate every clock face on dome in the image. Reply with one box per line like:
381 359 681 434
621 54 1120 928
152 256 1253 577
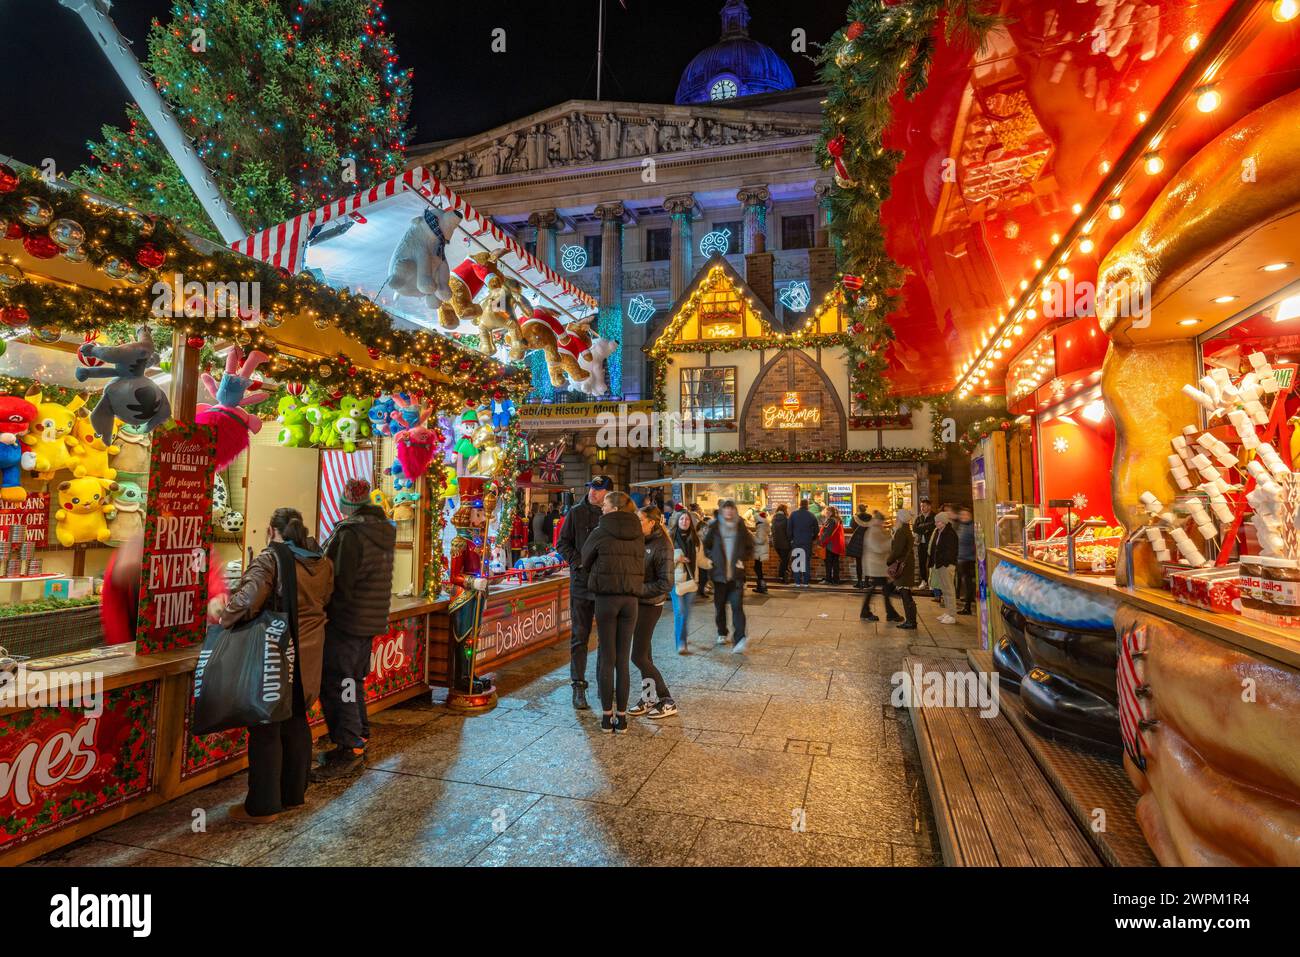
710 78 738 101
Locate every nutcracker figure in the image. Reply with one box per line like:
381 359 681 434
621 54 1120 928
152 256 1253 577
446 477 498 712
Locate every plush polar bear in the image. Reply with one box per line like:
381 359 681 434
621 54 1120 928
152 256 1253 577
572 336 618 397
385 207 464 312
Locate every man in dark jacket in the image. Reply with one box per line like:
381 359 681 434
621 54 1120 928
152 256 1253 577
914 499 936 593
703 500 755 653
787 500 819 587
556 475 612 709
882 508 918 629
530 504 549 552
313 478 396 780
771 505 792 583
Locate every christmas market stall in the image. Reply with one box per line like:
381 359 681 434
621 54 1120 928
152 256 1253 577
0 158 567 864
231 165 598 710
645 245 942 580
831 0 1300 865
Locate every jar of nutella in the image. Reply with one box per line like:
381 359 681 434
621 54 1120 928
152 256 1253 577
1239 556 1265 610
1252 556 1300 627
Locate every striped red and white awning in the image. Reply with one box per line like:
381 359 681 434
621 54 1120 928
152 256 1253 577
1117 623 1151 771
318 448 375 542
230 166 596 314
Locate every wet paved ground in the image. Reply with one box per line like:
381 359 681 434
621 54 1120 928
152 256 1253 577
34 585 979 867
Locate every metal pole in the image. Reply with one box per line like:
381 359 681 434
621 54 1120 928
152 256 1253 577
59 0 249 244
596 0 605 101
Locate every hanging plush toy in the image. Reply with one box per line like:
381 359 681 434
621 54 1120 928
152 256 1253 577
385 206 464 311
388 393 422 433
74 325 171 443
392 396 438 481
339 396 373 439
111 423 151 483
107 480 145 544
391 488 420 523
369 396 396 437
454 406 479 467
467 421 505 477
370 487 393 518
276 395 312 447
55 476 118 546
438 465 459 500
195 347 270 469
0 395 37 501
22 388 84 480
71 410 119 480
490 393 516 430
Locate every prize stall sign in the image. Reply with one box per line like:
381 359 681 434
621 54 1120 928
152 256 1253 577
0 492 50 548
0 682 158 851
476 587 565 668
304 617 427 725
135 422 217 654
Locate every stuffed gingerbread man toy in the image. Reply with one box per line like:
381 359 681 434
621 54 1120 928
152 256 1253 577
0 395 38 502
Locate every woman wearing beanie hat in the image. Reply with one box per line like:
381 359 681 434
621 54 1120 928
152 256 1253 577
882 507 917 629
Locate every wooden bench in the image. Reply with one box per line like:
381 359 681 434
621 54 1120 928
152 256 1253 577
904 655 1101 866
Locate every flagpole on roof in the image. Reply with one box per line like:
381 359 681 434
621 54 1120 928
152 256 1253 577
596 0 605 101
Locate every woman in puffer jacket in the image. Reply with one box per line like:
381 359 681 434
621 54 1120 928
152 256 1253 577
627 505 676 719
580 492 646 733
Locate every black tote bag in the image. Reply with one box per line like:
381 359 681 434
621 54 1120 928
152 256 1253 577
192 543 300 735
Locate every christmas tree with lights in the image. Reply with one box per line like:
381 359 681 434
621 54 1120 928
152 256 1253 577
76 0 412 241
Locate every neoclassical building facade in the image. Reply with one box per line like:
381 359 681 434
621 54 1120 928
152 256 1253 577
404 1 830 485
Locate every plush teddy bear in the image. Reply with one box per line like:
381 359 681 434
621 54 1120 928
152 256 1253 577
0 395 38 502
276 397 312 448
55 476 118 546
107 480 145 544
303 403 340 447
339 396 374 439
22 388 84 480
71 409 120 480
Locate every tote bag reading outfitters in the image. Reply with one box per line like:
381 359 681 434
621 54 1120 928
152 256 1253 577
192 543 300 735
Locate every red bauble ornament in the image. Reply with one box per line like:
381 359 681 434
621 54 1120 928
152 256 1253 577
855 392 867 401
367 347 380 360
4 222 24 240
347 366 358 377
842 274 864 292
980 432 990 440
459 361 471 371
845 21 865 41
22 233 60 260
250 379 263 391
135 242 166 270
0 165 18 193
1000 421 1012 430
286 381 306 397
186 335 205 349
77 333 104 368
0 305 30 327
851 322 865 334
857 361 867 371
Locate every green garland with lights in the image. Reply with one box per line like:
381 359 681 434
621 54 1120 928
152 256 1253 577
0 170 528 404
659 448 932 466
817 0 1000 410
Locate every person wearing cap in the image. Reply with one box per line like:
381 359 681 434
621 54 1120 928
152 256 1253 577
702 499 755 653
556 474 614 710
312 477 396 781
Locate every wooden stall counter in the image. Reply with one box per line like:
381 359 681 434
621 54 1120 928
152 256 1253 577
0 597 448 867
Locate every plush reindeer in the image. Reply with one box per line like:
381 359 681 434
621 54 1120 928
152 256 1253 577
74 325 171 443
391 394 440 481
195 346 271 469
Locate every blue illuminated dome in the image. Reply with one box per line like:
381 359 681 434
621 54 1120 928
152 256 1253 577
674 0 796 105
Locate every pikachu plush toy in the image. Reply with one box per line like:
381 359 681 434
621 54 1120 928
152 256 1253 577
55 476 119 546
71 409 119 480
22 389 85 480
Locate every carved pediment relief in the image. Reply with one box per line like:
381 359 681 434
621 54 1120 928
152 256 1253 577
417 101 820 184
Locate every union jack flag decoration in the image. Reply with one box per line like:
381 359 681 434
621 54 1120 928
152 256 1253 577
536 440 566 484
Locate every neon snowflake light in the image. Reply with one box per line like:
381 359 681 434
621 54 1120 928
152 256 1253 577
560 244 588 273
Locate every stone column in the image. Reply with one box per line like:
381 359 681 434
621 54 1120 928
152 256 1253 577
527 208 559 269
814 179 835 246
737 185 770 254
664 193 695 302
594 201 626 399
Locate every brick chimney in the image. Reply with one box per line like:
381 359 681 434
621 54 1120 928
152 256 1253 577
745 231 775 313
807 222 837 308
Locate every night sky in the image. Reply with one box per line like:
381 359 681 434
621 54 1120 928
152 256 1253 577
0 0 845 175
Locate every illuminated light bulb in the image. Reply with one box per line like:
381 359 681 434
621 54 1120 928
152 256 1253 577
1013 325 1023 335
1137 111 1149 124
1082 220 1094 235
993 350 1003 359
1212 295 1237 304
1274 0 1299 22
1050 233 1061 245
1108 200 1125 220
1195 85 1221 113
1034 259 1044 270
1058 267 1070 279
1099 160 1111 175
1026 308 1038 320
1007 297 1016 308
1079 238 1095 254
1184 33 1201 52
1082 400 1106 423
1261 261 1292 272
1071 203 1083 215
1143 152 1165 175
1041 289 1052 303
1019 279 1029 291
